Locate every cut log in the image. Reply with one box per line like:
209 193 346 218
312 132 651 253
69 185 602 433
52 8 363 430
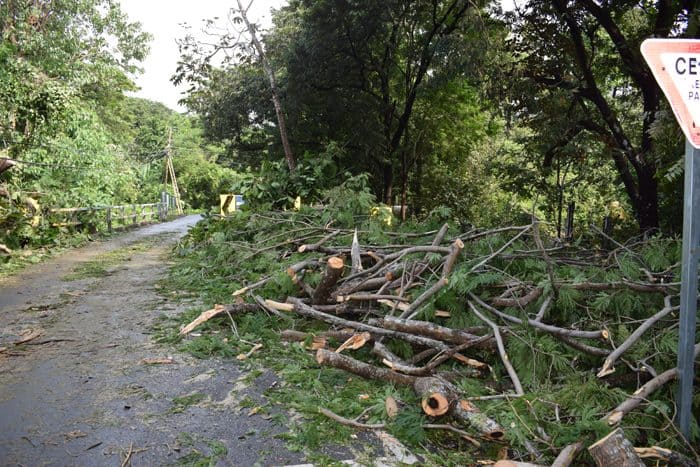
453 399 505 440
316 349 501 438
413 376 458 417
287 298 450 350
312 256 345 304
371 316 493 349
315 348 416 386
588 428 644 467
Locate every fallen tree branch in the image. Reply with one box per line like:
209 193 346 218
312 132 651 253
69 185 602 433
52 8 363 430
285 298 450 350
319 407 385 429
337 294 409 303
233 259 319 296
340 245 453 284
553 334 610 357
370 316 492 348
298 230 341 253
280 329 356 346
466 226 531 274
316 348 416 386
605 342 700 425
373 340 487 376
492 286 544 309
318 407 481 447
597 295 676 377
467 300 524 396
401 239 464 320
469 293 605 340
316 349 503 439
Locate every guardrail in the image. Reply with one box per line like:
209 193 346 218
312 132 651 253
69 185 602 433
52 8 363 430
48 203 166 233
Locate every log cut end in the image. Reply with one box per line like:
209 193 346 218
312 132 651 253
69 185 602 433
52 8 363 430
328 256 345 270
421 392 451 417
316 348 330 364
414 377 457 417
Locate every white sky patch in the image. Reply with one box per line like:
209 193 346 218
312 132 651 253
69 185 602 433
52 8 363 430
119 0 286 112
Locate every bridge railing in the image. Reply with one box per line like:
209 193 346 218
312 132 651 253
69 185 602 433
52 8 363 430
47 193 176 234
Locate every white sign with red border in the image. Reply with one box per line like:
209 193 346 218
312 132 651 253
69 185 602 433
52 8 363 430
641 39 700 148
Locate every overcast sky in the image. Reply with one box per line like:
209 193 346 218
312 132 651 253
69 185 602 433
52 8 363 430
119 0 516 112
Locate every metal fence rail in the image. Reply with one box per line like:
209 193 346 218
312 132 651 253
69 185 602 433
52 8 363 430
48 194 174 234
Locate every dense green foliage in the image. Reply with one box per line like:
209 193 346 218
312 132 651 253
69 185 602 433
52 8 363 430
174 1 700 234
0 1 241 260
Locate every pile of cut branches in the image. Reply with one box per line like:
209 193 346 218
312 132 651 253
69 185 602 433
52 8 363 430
173 211 698 466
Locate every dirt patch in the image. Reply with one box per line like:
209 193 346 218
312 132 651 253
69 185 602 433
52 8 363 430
0 216 307 466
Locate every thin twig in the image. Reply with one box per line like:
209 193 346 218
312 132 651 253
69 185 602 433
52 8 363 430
467 300 524 396
120 442 133 467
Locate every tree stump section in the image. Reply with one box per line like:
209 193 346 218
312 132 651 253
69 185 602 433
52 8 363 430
312 256 345 304
588 428 644 467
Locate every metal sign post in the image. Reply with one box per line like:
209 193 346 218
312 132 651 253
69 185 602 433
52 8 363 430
678 139 700 437
641 39 700 438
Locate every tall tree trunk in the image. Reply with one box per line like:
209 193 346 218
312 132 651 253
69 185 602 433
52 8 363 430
236 0 295 171
554 0 661 230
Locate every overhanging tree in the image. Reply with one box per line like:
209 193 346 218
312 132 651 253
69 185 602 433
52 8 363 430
505 1 699 231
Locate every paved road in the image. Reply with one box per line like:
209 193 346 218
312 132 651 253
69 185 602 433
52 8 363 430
0 216 308 466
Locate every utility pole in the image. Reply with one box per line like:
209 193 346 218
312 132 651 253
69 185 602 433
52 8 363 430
163 128 184 215
235 0 295 171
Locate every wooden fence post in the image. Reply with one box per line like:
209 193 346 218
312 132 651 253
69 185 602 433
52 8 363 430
106 207 112 233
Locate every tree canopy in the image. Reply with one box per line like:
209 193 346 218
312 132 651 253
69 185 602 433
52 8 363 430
172 0 699 233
